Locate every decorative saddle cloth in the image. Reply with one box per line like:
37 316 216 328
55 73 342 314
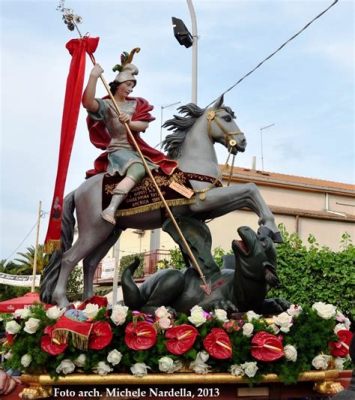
102 169 222 217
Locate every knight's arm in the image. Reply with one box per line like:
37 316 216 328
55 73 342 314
82 64 103 112
129 97 155 133
128 120 149 133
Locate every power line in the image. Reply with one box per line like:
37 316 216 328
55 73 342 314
207 0 339 106
4 211 47 265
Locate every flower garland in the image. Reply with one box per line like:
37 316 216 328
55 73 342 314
0 298 352 383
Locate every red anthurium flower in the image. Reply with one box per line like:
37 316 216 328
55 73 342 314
165 324 199 355
203 328 232 359
251 331 284 362
125 321 157 350
89 321 113 350
329 329 352 358
77 295 108 310
40 326 68 356
5 333 14 346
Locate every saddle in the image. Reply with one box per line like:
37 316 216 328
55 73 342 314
102 169 222 217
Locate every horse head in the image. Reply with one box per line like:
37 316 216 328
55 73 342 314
162 96 246 160
206 95 247 155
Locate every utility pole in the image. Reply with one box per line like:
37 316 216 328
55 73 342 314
187 0 198 104
260 123 275 171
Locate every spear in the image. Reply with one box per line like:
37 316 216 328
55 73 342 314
57 2 211 295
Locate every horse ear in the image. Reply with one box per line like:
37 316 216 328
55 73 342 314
212 95 224 109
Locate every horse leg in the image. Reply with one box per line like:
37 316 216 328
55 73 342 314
190 183 280 238
83 228 122 300
52 231 112 307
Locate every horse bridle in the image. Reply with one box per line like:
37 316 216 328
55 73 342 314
206 109 244 149
206 108 244 187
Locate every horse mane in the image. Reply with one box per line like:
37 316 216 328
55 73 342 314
162 103 206 159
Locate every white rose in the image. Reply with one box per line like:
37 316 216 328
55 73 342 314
336 311 351 329
284 345 297 362
74 354 86 368
14 308 32 319
287 304 302 317
246 311 261 322
130 363 150 377
83 303 99 319
214 309 228 322
241 361 258 378
188 305 207 327
107 349 122 366
270 323 280 334
5 320 21 334
95 361 113 376
273 312 293 333
312 302 336 320
312 354 331 370
24 318 41 334
190 361 211 374
56 359 76 375
334 323 348 334
230 364 244 376
155 306 171 319
158 356 183 374
4 351 13 360
21 354 32 368
46 305 64 320
158 356 174 373
196 351 209 363
242 322 254 337
334 357 346 370
158 317 172 330
110 305 128 326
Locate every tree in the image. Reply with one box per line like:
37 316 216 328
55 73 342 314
13 245 49 274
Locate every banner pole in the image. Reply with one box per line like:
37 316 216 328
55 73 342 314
31 201 42 292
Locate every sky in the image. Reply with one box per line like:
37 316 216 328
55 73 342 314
0 0 354 261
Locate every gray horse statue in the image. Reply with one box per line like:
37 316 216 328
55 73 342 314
41 96 282 307
121 219 289 315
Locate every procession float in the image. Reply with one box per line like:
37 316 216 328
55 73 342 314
0 1 352 399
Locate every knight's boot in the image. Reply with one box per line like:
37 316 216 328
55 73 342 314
101 191 126 225
101 176 136 225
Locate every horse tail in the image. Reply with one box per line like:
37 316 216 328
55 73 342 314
40 191 76 304
121 257 145 309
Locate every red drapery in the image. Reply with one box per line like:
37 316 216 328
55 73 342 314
44 37 99 253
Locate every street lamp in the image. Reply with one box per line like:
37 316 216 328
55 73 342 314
259 123 275 171
172 0 198 103
160 101 181 146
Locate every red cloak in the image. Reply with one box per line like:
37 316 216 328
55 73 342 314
86 96 178 178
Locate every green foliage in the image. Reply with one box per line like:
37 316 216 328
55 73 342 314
119 253 144 278
0 259 37 301
269 224 355 319
169 246 232 270
14 245 50 274
168 248 185 270
66 266 83 302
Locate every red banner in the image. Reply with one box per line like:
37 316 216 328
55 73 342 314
44 37 99 253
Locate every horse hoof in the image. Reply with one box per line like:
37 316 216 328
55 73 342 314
257 226 283 243
101 211 116 225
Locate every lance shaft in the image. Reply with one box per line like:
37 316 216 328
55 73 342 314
75 34 210 292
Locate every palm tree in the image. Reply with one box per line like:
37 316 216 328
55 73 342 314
13 245 50 274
